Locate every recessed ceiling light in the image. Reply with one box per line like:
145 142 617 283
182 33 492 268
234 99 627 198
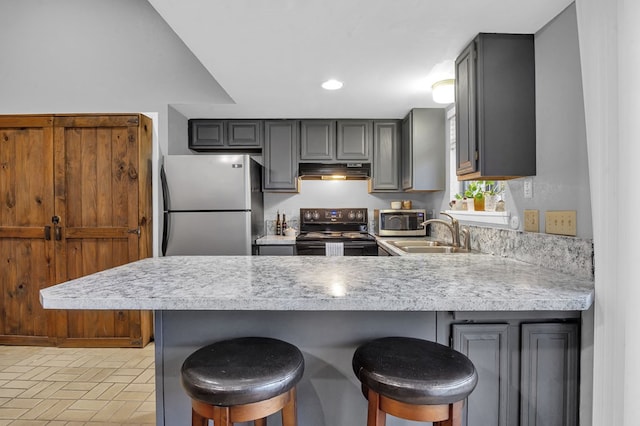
321 79 343 90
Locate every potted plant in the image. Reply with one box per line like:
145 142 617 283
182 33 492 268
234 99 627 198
483 181 504 212
464 181 484 211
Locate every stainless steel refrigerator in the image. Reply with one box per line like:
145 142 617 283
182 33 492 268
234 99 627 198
161 155 263 255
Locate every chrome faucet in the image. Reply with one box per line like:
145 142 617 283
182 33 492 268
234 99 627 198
422 212 461 247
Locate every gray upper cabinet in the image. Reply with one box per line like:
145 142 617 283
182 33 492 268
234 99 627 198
371 120 401 192
227 120 263 147
401 108 445 191
336 120 372 161
189 119 225 149
455 33 536 181
189 119 263 151
299 120 335 161
263 120 298 192
299 120 371 162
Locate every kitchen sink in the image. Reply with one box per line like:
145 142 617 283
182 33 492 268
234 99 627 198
386 239 472 254
402 246 471 254
388 240 442 248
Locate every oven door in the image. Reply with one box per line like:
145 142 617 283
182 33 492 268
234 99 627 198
295 241 378 256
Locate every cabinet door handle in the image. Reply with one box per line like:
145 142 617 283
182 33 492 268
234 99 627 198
54 226 62 241
44 226 51 241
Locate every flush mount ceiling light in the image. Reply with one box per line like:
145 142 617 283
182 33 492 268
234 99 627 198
321 79 344 90
432 79 455 104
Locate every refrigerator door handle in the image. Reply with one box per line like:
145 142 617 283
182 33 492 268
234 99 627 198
160 163 170 212
162 211 170 256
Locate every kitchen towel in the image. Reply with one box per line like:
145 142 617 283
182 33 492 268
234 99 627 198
325 242 344 256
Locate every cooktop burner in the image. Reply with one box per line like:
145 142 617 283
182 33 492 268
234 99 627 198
296 231 375 241
297 208 371 241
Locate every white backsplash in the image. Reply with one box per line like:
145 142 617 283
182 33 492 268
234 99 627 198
263 180 440 233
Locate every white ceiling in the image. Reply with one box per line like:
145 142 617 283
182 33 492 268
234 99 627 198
148 0 573 119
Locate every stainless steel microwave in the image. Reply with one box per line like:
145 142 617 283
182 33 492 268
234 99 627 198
377 209 427 237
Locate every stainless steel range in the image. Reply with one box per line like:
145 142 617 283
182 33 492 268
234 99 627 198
296 208 377 256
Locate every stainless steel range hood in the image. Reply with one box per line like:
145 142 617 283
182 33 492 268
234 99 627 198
298 162 371 180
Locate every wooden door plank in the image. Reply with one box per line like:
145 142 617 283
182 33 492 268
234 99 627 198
0 118 55 342
54 115 139 128
64 227 129 238
51 114 151 347
53 125 68 287
138 115 153 260
0 128 17 226
126 126 139 261
0 116 53 128
0 227 49 238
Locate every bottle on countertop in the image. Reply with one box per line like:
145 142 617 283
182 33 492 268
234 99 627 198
282 210 288 233
276 210 282 235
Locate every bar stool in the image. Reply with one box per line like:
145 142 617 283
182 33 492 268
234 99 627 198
352 337 477 426
181 337 304 426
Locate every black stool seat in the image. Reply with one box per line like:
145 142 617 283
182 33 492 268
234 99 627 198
181 337 304 407
352 336 477 405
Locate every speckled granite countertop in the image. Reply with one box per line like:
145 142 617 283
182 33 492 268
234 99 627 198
40 255 593 312
255 235 297 245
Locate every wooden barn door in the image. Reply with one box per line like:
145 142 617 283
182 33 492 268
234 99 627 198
0 116 56 345
52 115 150 347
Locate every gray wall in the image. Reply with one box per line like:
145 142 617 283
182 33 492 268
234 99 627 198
438 3 592 239
2 0 591 240
0 0 233 254
513 2 591 239
0 0 231 157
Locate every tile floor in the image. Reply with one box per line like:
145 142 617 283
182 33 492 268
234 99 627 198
0 343 155 425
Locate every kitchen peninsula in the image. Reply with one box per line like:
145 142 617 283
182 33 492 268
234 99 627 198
40 255 593 426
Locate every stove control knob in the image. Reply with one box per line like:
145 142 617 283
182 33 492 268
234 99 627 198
348 211 356 220
303 211 312 220
356 210 364 220
312 211 320 220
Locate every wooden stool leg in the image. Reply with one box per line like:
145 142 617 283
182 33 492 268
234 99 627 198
254 417 267 426
213 405 232 426
281 387 298 426
434 400 464 426
366 389 386 426
192 407 208 426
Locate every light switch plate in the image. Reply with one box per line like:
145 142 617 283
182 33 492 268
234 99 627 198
523 179 533 199
545 210 577 236
524 209 539 232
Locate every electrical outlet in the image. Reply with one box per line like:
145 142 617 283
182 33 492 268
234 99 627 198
545 210 577 236
524 209 539 232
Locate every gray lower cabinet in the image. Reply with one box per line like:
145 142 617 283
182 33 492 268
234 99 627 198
371 121 401 191
257 245 295 255
520 323 579 426
452 324 510 426
440 313 580 426
336 120 372 161
263 120 298 192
